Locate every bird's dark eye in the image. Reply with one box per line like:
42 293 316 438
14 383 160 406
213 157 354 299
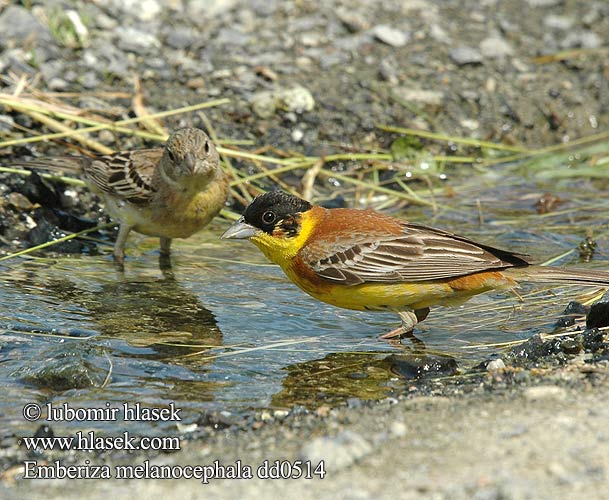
262 211 276 225
167 148 177 162
204 141 210 154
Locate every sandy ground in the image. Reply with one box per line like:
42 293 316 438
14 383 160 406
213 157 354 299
4 369 609 499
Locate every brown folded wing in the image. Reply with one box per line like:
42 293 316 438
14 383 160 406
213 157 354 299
301 219 531 286
84 149 161 204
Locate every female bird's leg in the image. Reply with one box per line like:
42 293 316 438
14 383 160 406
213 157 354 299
380 308 430 339
159 237 173 269
160 237 172 256
113 224 132 265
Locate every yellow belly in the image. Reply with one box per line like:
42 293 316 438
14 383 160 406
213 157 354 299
102 182 227 239
283 264 514 312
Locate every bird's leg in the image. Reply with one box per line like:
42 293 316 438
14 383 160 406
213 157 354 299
160 237 172 256
113 224 132 267
159 237 173 270
380 308 430 340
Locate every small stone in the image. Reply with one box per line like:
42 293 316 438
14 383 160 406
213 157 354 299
273 410 289 419
525 0 561 6
80 72 99 90
48 78 69 91
250 91 277 118
8 192 35 211
480 37 513 58
337 10 369 33
486 358 506 371
390 421 407 437
379 57 399 84
300 431 372 471
543 15 574 30
116 27 160 54
523 385 567 401
166 28 198 49
117 0 162 22
186 77 206 89
449 46 483 66
291 129 304 142
372 25 410 47
251 85 315 118
0 5 53 48
393 87 444 106
586 290 609 329
429 24 450 44
560 31 602 49
315 405 331 418
189 0 240 18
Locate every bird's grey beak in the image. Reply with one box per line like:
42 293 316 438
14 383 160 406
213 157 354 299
184 152 196 172
221 218 260 240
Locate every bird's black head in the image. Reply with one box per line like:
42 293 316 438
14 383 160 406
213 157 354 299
242 191 312 236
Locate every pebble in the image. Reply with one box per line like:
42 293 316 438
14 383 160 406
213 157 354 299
486 359 506 371
525 0 562 6
429 24 451 44
449 46 483 66
116 27 160 53
389 421 407 438
0 5 53 47
337 10 370 33
560 31 602 49
8 192 35 211
250 85 315 118
300 431 373 471
188 0 240 17
379 57 399 84
393 87 444 106
480 36 513 58
291 129 304 142
372 25 410 47
166 28 199 49
543 15 574 30
523 385 567 402
112 0 162 22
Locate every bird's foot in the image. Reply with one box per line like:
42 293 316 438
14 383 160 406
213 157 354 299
379 308 430 341
159 253 173 271
112 253 125 272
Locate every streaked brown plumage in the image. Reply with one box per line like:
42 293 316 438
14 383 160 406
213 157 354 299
13 128 229 265
223 191 609 339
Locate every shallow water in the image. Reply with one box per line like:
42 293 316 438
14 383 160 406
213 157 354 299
2 167 609 440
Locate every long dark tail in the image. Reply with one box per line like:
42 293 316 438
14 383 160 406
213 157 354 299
511 266 609 287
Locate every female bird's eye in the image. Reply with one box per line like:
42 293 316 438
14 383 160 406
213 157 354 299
167 148 177 162
262 211 276 225
204 141 210 154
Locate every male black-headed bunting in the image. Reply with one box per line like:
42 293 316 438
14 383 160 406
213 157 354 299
15 128 229 265
222 191 609 338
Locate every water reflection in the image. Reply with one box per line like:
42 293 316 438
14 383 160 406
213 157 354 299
271 349 459 409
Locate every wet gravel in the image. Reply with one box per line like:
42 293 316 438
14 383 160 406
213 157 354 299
1 0 609 254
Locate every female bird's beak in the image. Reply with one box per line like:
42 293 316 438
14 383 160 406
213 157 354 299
221 218 260 240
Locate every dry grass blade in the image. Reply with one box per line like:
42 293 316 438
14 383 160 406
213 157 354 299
0 94 231 147
0 166 86 186
531 46 609 65
300 159 324 201
176 337 320 361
